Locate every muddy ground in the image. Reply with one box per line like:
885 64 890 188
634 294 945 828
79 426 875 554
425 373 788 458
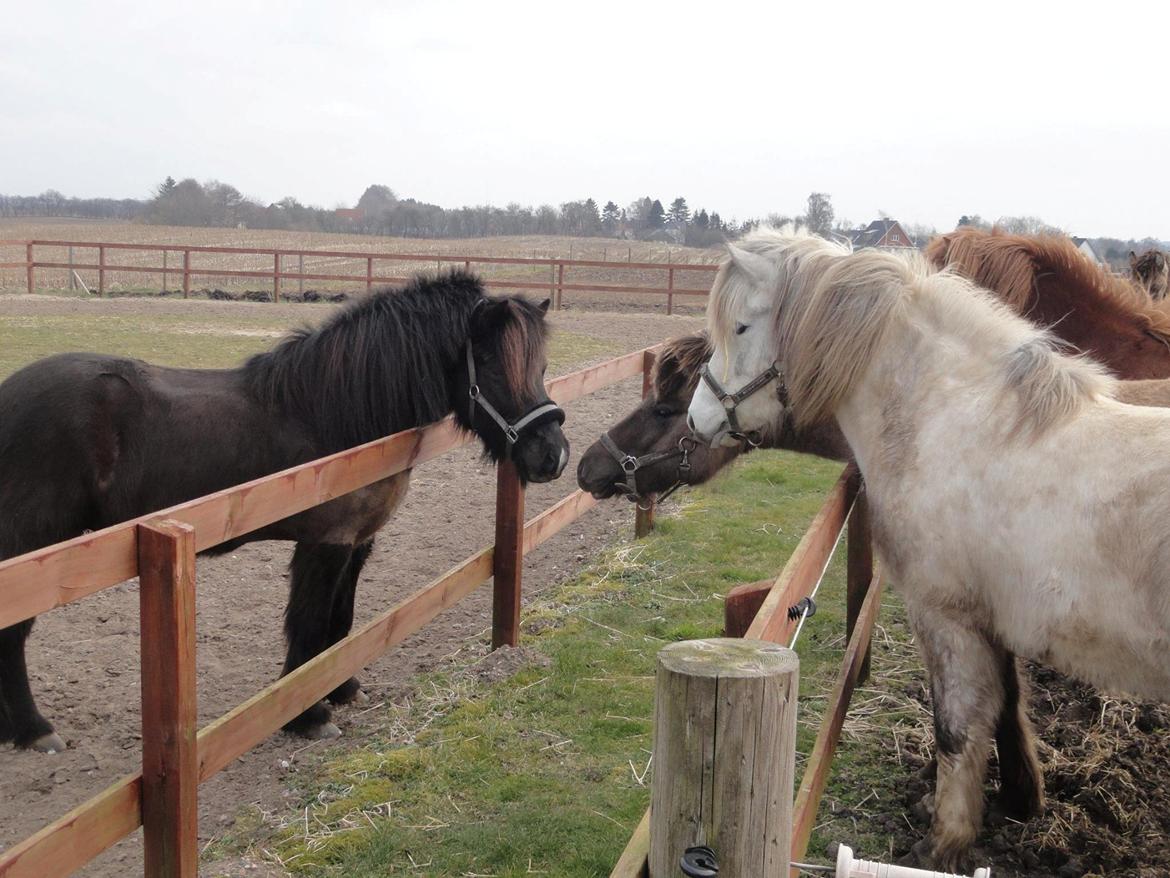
0 298 703 876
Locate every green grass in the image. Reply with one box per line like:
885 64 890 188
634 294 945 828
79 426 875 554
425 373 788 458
0 308 617 380
232 452 920 877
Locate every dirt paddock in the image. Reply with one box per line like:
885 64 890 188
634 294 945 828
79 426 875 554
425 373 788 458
0 293 703 876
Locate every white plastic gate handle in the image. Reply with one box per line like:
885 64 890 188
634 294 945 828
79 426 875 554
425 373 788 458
836 844 991 878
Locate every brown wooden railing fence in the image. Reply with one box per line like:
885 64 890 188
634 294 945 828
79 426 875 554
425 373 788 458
0 240 720 314
609 465 882 878
0 345 664 878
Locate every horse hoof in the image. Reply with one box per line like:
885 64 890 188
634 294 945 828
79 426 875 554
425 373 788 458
304 722 341 741
350 689 370 705
31 732 67 754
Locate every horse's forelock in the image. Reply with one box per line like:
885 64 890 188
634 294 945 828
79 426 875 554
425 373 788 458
653 332 713 402
497 300 548 402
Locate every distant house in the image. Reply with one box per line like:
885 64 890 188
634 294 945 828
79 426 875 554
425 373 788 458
848 219 917 251
1070 236 1103 265
334 208 364 222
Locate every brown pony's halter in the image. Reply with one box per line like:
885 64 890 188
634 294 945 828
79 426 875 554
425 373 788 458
698 360 788 446
466 341 564 452
598 432 697 508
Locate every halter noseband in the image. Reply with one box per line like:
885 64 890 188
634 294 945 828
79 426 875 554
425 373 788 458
466 341 565 452
598 431 697 507
699 360 788 446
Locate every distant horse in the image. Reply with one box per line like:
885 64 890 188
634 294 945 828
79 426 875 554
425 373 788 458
576 332 849 503
927 228 1170 378
1130 248 1170 300
0 272 569 751
688 228 1170 869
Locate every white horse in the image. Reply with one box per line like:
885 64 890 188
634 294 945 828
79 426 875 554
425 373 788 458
687 228 1170 870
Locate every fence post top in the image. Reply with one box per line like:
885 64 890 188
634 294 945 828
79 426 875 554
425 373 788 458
657 637 798 677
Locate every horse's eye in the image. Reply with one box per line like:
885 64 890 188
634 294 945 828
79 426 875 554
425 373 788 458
735 323 749 335
653 406 675 418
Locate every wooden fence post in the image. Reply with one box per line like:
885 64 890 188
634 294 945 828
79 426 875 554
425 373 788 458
635 349 657 538
556 261 565 310
366 256 374 294
491 458 525 649
667 266 675 316
650 638 798 878
162 250 168 293
272 253 281 304
299 253 304 297
98 245 106 297
25 242 33 295
182 249 191 299
138 520 199 878
69 245 75 292
846 472 873 684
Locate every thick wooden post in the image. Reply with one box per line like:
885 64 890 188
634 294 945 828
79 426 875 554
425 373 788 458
846 472 873 684
556 262 565 310
492 458 525 649
635 349 656 538
650 638 798 878
98 245 105 297
25 242 33 294
182 250 190 298
272 253 281 304
366 256 374 293
138 520 199 878
667 266 674 315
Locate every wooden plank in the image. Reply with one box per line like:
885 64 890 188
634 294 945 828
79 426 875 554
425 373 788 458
520 489 597 555
492 460 525 649
788 573 883 876
0 349 653 629
0 774 141 878
138 521 199 878
609 809 650 878
846 475 874 684
744 465 855 645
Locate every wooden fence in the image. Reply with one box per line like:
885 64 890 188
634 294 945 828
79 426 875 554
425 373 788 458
609 466 882 878
0 345 663 878
0 240 720 314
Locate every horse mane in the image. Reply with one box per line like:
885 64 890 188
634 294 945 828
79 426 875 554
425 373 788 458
724 228 1113 435
925 228 1170 337
244 271 547 454
652 332 712 401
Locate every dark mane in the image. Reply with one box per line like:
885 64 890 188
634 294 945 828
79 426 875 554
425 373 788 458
652 332 713 402
926 228 1170 339
245 271 486 454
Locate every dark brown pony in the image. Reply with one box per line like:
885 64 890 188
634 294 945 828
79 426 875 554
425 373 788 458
1130 248 1170 300
0 272 569 751
577 331 850 499
926 229 1170 379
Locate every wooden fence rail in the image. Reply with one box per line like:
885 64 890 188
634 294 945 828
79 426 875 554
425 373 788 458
0 345 661 878
0 239 721 314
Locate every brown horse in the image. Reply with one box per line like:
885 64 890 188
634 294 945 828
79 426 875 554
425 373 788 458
926 229 1170 379
1130 248 1170 300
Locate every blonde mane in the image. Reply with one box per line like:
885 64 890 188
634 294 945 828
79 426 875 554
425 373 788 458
715 228 1115 434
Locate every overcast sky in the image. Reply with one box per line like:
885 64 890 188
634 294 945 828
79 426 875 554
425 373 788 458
3 1 1168 239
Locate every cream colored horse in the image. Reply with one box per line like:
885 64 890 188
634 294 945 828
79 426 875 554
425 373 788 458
688 228 1170 870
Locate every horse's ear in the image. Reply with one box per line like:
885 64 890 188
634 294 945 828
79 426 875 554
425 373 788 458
469 298 511 338
1130 250 1139 267
727 244 776 288
538 298 551 313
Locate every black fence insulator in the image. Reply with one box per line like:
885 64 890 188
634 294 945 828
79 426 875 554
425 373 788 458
787 595 817 622
680 845 719 876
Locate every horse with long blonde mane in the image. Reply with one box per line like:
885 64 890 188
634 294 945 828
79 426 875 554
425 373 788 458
688 228 1170 870
927 228 1170 378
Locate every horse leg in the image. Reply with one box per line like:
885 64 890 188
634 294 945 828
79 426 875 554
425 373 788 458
0 620 65 752
910 614 1003 872
992 649 1045 820
280 543 353 739
326 539 373 706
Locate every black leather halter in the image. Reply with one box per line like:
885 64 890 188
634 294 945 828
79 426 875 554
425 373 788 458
598 432 697 507
699 360 788 445
466 341 564 452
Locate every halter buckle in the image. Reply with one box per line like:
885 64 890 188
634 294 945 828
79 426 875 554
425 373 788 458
621 456 639 474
